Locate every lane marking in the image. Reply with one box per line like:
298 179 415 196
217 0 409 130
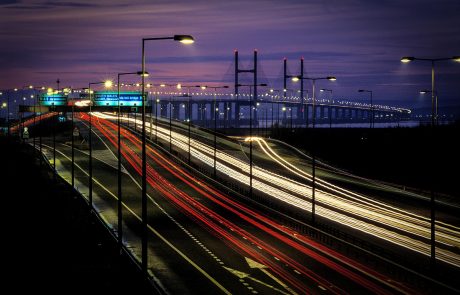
48 146 231 295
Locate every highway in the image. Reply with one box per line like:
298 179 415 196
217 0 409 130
93 112 460 269
35 111 427 294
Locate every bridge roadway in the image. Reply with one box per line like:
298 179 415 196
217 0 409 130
33 112 424 294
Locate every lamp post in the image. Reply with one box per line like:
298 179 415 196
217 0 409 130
358 89 373 128
203 85 229 178
117 71 147 251
401 55 459 268
68 86 89 188
420 90 438 125
141 34 194 272
292 75 336 224
269 89 282 129
88 80 113 210
401 56 459 126
181 85 202 165
237 83 267 198
320 89 333 128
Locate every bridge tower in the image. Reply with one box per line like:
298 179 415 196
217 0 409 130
234 49 258 127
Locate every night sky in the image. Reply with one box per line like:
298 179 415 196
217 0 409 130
1 0 459 109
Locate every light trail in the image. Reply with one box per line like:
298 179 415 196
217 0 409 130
87 115 346 294
87 114 419 294
92 112 460 268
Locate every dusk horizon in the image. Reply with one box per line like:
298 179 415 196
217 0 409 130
1 0 459 110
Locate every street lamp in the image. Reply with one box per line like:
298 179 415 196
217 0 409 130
420 89 438 124
88 80 113 210
117 71 147 250
358 89 373 128
141 34 194 273
401 55 459 268
269 89 281 129
320 89 333 128
292 75 336 224
203 85 229 178
237 83 267 198
180 85 202 165
401 56 459 126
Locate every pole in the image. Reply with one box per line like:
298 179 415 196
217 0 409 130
214 91 217 178
7 91 10 137
39 95 42 167
300 58 304 122
155 98 158 142
141 39 148 273
88 83 93 210
235 50 239 126
71 97 75 188
329 92 333 129
33 93 36 151
117 74 123 251
431 61 435 127
371 91 374 129
169 97 172 152
188 93 191 165
430 60 436 269
249 85 253 199
53 106 56 182
311 79 316 224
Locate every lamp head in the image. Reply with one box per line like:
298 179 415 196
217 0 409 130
420 90 430 94
327 76 336 81
177 83 182 89
137 71 149 77
201 86 207 90
358 89 365 93
270 89 274 93
401 56 414 63
260 83 268 87
104 80 113 88
160 83 166 87
173 35 195 44
453 56 460 62
291 76 300 82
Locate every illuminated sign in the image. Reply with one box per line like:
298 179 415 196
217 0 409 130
93 91 143 107
39 94 68 106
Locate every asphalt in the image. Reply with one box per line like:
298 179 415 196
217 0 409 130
0 137 154 294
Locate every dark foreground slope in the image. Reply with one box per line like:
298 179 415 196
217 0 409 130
0 137 154 294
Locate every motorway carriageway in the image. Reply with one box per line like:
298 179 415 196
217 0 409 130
69 112 419 294
94 112 460 269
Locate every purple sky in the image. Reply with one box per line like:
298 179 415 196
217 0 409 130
1 0 459 109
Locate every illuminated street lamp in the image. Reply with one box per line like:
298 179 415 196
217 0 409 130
401 55 459 268
320 88 333 128
203 85 229 178
269 89 282 128
420 89 438 124
358 89 373 128
237 83 267 198
180 84 202 165
116 71 147 250
88 80 113 210
140 34 194 273
292 75 336 224
401 55 459 126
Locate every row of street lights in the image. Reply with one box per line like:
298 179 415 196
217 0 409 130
400 55 460 269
